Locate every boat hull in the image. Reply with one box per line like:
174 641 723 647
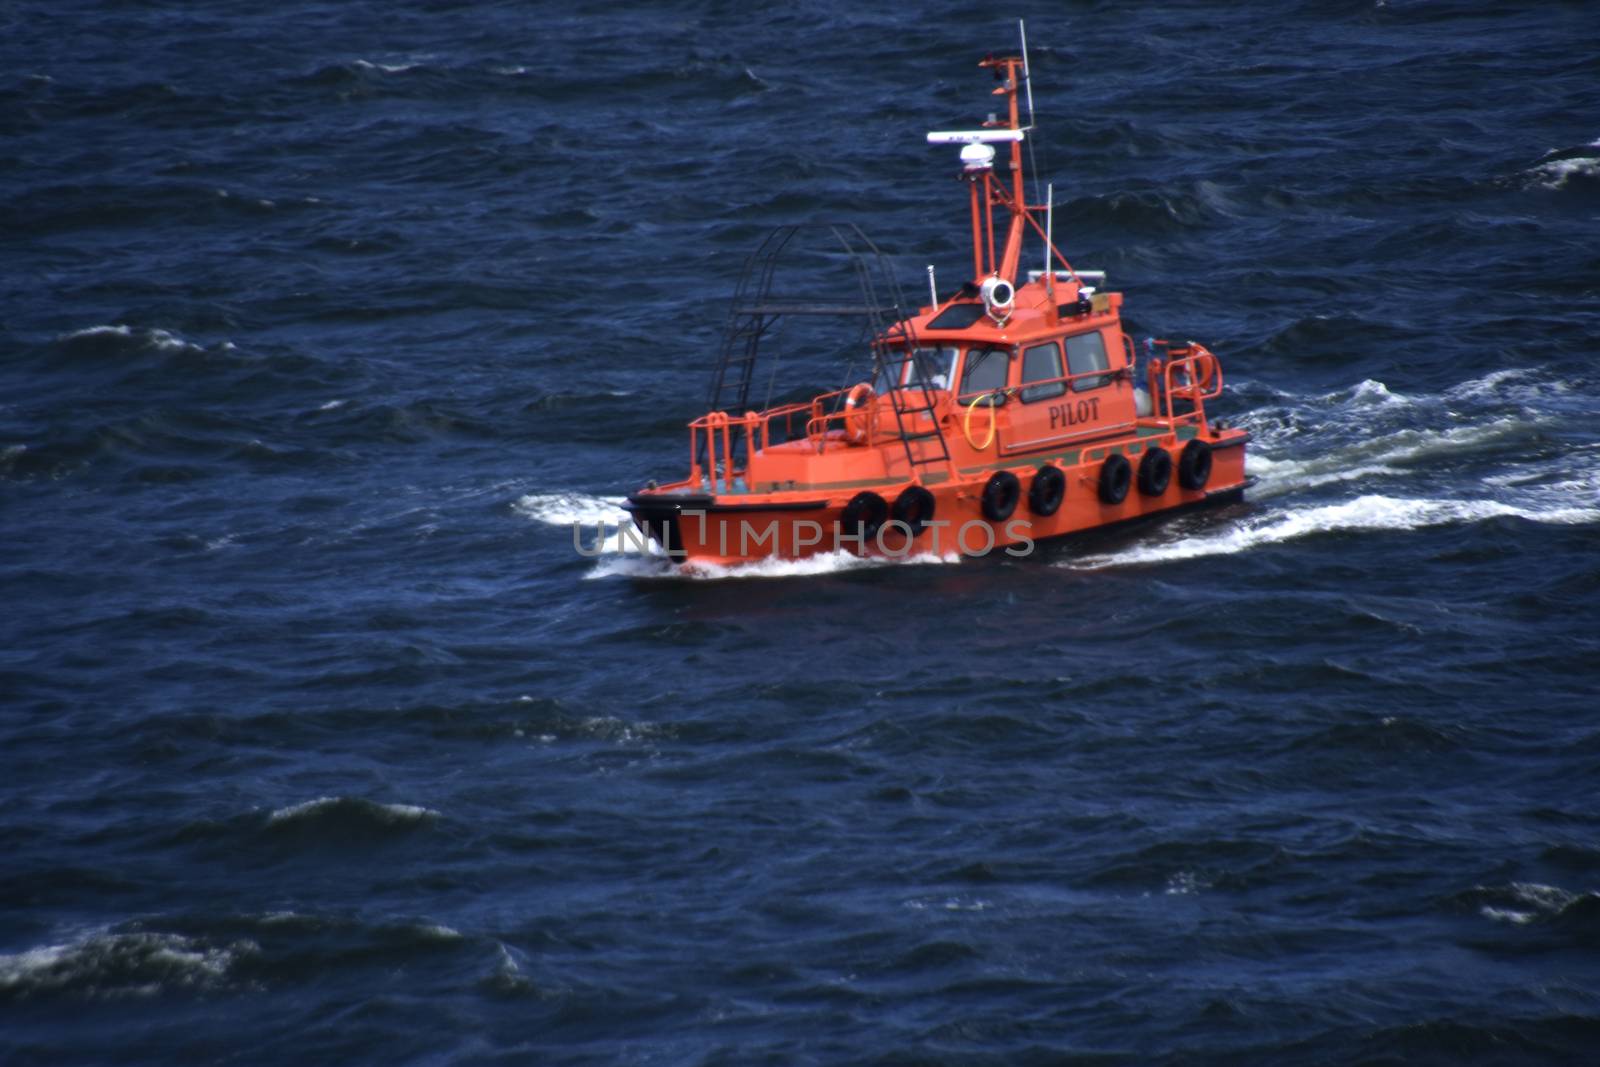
626 431 1248 567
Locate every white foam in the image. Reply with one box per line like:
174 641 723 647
1248 453 1401 498
1477 882 1578 925
319 399 347 411
0 930 252 997
1165 871 1204 895
266 796 439 825
354 58 423 74
60 324 208 354
584 547 961 581
146 329 202 354
63 324 132 340
514 492 628 527
1527 156 1600 190
1065 492 1600 570
1446 367 1536 400
416 923 462 940
1345 378 1410 408
1246 416 1535 499
1480 906 1537 925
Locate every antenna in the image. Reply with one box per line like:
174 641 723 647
1019 19 1035 130
1019 18 1041 262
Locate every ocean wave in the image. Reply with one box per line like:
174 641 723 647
0 929 254 1001
352 58 428 75
58 323 210 356
1522 144 1600 191
1245 415 1538 499
265 796 440 828
1451 882 1600 933
1234 364 1590 503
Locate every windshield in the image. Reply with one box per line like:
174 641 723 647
874 346 959 393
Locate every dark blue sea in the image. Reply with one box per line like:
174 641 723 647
5 1 1600 1063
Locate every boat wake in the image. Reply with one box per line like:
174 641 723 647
585 547 962 581
1066 367 1600 570
1066 492 1597 571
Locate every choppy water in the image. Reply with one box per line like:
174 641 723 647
5 2 1600 1063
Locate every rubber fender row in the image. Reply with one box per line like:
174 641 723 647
839 440 1215 536
841 484 935 540
1098 439 1212 504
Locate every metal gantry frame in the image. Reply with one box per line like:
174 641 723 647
701 222 951 479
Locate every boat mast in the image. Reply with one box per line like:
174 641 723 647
981 53 1029 286
928 45 1076 290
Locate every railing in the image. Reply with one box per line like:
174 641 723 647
687 341 1224 489
1148 340 1223 425
689 403 796 493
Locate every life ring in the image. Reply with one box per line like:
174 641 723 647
962 393 996 450
1028 464 1065 516
839 490 888 543
843 382 874 444
1137 446 1172 496
1176 350 1218 393
981 470 1020 522
1098 453 1132 505
892 485 936 537
1178 439 1213 490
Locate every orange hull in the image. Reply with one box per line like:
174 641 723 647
628 425 1248 566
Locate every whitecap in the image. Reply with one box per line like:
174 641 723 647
1480 906 1537 925
63 324 133 340
145 328 203 354
354 58 423 74
60 323 209 355
266 796 439 825
415 923 462 941
0 929 253 998
1527 155 1600 190
513 491 628 527
1345 378 1410 407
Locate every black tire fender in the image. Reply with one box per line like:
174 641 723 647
1138 446 1173 497
1178 439 1213 491
1098 454 1132 505
839 491 888 542
891 485 936 537
1028 464 1066 516
981 470 1021 522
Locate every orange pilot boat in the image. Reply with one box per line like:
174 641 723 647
625 40 1249 567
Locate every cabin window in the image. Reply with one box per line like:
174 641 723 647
926 303 987 331
958 347 1009 403
910 346 958 390
1065 330 1111 391
1019 342 1066 403
874 346 958 393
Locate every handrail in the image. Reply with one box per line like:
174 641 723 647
1149 341 1222 424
